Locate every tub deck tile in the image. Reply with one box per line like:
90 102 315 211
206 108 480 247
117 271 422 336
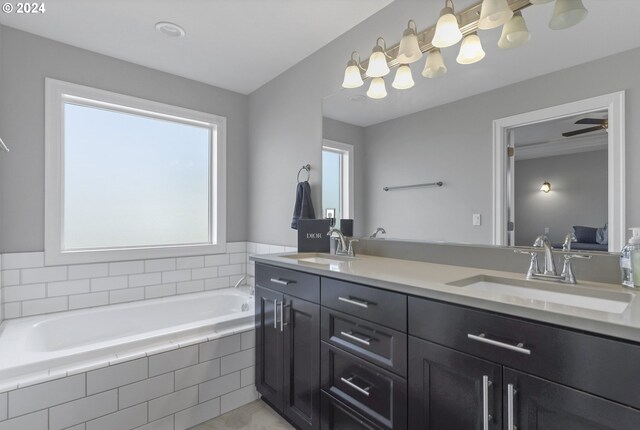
148 386 199 422
85 403 148 430
87 358 148 395
118 373 174 409
149 345 199 377
49 389 117 430
0 409 47 430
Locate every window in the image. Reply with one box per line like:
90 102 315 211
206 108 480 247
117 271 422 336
322 140 354 226
45 79 226 264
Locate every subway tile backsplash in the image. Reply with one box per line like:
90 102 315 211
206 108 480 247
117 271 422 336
0 241 295 320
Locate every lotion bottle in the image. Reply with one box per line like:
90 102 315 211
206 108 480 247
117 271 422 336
621 228 640 287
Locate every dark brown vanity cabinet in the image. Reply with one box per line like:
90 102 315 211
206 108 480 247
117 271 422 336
408 296 640 430
255 264 321 430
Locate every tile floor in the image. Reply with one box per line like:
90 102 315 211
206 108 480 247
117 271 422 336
189 400 295 430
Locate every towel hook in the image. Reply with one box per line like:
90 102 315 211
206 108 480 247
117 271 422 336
297 164 311 182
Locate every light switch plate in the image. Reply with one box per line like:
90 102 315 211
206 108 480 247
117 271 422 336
473 214 481 226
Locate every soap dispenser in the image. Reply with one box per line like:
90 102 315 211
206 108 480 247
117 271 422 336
621 228 640 287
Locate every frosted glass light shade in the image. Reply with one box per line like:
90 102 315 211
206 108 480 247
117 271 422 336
392 65 415 90
366 46 390 77
342 60 364 88
396 24 423 64
478 0 514 30
457 33 485 65
366 77 387 99
422 49 447 78
498 11 530 49
432 7 463 48
549 0 588 30
540 181 551 193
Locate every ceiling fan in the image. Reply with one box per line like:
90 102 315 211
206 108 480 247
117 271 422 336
562 118 608 138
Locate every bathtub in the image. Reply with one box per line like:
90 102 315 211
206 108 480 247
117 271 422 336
0 288 254 391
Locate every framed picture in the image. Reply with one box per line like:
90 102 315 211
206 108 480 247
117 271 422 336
325 208 335 219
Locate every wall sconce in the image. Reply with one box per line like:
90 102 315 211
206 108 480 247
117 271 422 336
540 181 551 193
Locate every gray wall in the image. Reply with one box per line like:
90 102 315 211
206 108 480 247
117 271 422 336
514 150 608 246
0 26 249 253
250 39 640 247
322 117 366 237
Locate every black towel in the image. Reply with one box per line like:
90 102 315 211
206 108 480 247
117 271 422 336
291 181 316 230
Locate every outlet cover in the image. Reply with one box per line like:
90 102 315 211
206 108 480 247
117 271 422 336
473 214 481 226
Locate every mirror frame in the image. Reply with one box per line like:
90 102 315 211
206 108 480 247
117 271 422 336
492 91 626 252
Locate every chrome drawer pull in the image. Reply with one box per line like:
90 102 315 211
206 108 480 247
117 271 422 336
338 296 369 308
482 375 493 430
273 299 278 329
340 376 371 397
507 383 517 430
467 333 531 355
340 331 371 346
280 300 284 332
270 278 292 286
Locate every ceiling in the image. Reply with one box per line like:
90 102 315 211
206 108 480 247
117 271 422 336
323 0 640 127
0 0 393 94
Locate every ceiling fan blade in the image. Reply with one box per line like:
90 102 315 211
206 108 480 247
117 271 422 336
575 118 606 125
562 126 605 137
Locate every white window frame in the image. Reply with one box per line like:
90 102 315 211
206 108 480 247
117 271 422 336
322 139 354 220
45 78 227 265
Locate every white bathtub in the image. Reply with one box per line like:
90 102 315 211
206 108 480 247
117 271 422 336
0 288 254 390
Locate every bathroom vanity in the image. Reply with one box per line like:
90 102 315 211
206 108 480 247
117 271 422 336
253 253 640 430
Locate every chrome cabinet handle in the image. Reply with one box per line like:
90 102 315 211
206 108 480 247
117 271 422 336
507 383 517 430
280 300 284 332
338 296 369 308
482 375 492 430
340 331 371 346
468 333 531 355
273 299 278 329
340 376 370 397
270 278 292 285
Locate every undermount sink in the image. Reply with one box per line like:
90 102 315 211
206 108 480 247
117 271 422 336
281 253 356 266
449 275 633 314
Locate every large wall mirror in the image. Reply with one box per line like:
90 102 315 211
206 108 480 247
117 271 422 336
321 2 631 254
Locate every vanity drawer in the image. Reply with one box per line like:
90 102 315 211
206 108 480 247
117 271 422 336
409 296 640 410
321 342 407 429
321 308 407 377
321 391 384 430
255 263 320 303
321 278 406 331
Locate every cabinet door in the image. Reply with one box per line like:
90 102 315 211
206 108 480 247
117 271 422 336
283 295 321 430
408 336 502 430
255 285 284 411
504 368 640 430
321 391 385 430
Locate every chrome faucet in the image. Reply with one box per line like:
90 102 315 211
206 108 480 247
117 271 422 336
233 275 254 296
516 234 591 284
327 228 358 257
533 235 557 275
369 227 386 239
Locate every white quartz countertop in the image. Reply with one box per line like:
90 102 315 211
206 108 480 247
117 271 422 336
251 252 640 344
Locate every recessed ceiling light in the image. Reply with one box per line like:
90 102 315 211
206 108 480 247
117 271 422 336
155 21 186 38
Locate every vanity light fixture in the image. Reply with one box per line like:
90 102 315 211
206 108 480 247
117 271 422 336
457 33 485 65
432 0 463 48
549 0 588 30
422 49 447 78
154 21 186 38
340 0 588 97
396 20 423 64
342 52 365 88
478 0 514 30
366 37 391 78
392 65 415 90
498 11 531 49
540 181 551 193
367 77 388 99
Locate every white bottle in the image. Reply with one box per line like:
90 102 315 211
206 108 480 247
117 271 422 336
621 228 640 288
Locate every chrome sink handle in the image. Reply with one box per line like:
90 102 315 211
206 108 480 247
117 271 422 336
514 249 541 280
560 253 592 284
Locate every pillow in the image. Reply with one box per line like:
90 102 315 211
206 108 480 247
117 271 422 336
573 226 598 244
596 223 608 245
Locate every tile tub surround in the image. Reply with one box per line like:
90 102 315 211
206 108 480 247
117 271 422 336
0 330 258 430
0 242 249 319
